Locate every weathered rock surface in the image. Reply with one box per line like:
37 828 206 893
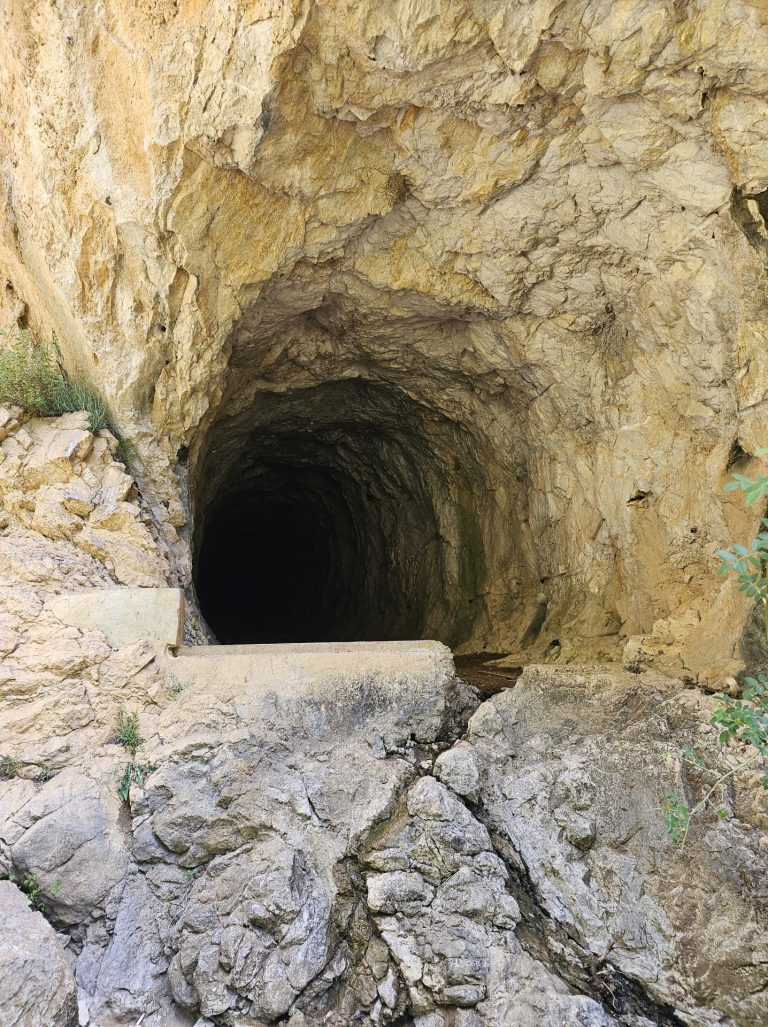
1 7 768 1027
0 879 78 1027
2 621 767 1026
362 774 616 1026
2 0 768 670
460 667 768 1027
1 770 130 931
0 408 172 591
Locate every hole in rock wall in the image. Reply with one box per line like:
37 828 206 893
193 378 486 646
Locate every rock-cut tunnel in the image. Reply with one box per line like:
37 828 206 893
193 378 491 647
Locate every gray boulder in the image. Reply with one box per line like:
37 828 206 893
461 666 768 1026
0 879 77 1027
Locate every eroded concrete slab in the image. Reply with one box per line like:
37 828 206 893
157 640 456 747
46 587 184 648
45 587 457 746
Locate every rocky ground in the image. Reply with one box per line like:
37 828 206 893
1 412 767 1027
2 656 767 1027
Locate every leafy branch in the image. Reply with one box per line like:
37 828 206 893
664 454 768 843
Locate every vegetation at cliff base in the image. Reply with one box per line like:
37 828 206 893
0 329 109 434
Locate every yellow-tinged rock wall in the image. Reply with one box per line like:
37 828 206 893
2 1 768 676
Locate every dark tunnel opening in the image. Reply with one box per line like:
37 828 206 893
196 492 338 644
192 379 484 646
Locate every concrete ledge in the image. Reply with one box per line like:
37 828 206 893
42 586 456 745
46 587 184 648
159 640 455 744
170 639 451 679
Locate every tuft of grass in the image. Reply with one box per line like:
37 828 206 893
0 755 21 780
116 762 155 803
54 378 108 433
114 709 142 755
112 431 132 467
0 330 121 441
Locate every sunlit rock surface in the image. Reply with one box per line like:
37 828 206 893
2 0 768 669
2 3 768 1025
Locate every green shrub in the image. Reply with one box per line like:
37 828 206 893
0 330 112 436
664 455 768 845
0 331 62 415
0 755 21 780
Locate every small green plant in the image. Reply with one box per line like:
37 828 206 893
0 331 62 416
717 449 768 637
116 762 155 803
9 872 61 913
111 708 154 803
0 330 115 437
114 710 142 755
35 767 56 782
664 455 768 844
661 793 691 844
0 755 21 780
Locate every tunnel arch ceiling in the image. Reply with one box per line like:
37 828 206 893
190 284 542 649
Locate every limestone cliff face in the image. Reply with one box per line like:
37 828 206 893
2 2 768 669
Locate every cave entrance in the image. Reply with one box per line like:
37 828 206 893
195 486 339 644
193 379 478 646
